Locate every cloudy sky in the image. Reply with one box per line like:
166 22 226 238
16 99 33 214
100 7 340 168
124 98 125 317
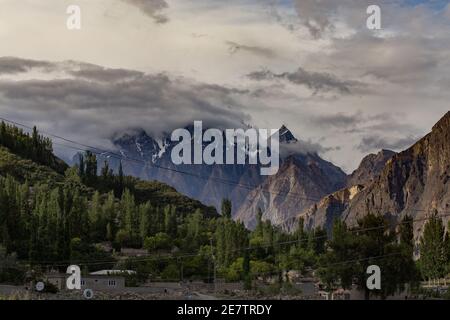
0 0 449 172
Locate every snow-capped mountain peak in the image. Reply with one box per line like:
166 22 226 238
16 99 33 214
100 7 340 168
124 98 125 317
278 125 298 144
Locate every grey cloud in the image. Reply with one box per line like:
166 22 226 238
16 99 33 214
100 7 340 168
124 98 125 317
282 0 450 111
280 140 340 158
290 0 400 38
291 0 367 38
311 112 363 128
0 57 145 83
313 111 423 144
331 35 445 85
247 68 359 94
67 65 145 83
0 57 55 75
0 58 251 152
120 0 169 23
226 41 277 59
357 135 418 153
292 0 336 38
291 0 450 38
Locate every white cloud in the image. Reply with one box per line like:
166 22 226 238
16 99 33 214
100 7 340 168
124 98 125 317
120 0 169 23
0 0 448 171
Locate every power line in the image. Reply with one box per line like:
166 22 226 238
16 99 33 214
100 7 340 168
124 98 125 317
2 116 449 216
26 210 450 267
154 252 408 282
28 252 408 284
0 116 340 202
2 116 449 270
34 124 450 217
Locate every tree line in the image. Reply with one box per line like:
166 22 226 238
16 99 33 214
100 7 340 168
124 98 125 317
0 121 67 173
0 123 449 299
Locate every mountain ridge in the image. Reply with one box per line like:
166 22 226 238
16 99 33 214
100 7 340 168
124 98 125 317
288 111 450 238
68 111 450 236
98 125 348 223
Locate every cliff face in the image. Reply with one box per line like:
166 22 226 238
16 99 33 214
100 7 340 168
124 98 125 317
92 125 348 227
347 149 396 187
283 184 365 234
287 111 450 238
283 149 396 234
341 111 450 237
235 153 347 229
82 127 266 214
77 111 450 238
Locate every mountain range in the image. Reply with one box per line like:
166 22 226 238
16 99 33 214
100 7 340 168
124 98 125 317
287 111 450 241
73 111 450 238
76 125 348 226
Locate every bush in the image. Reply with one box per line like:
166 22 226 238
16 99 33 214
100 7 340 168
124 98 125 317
161 263 179 281
144 233 172 252
43 281 59 294
0 267 25 285
0 247 26 285
34 280 59 294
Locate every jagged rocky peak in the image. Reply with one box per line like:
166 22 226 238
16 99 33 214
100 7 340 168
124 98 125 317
432 110 450 132
113 128 163 161
235 149 347 229
278 125 298 143
428 111 450 169
287 111 450 235
339 110 450 237
114 129 153 149
347 149 396 187
284 184 366 234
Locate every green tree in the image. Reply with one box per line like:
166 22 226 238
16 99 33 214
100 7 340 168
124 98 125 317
243 249 251 290
221 199 232 218
144 232 171 252
164 205 177 237
419 212 447 282
319 215 419 299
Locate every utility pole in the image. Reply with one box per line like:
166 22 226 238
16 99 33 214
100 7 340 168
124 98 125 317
214 259 217 295
210 238 216 295
178 257 183 282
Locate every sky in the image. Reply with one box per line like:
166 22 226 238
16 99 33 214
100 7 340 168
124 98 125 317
0 0 449 172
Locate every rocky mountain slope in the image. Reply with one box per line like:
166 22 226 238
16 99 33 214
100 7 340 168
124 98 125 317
77 111 450 236
284 149 395 233
97 125 348 228
101 126 265 213
289 111 450 238
347 149 396 187
342 111 450 236
235 153 347 229
282 184 365 234
84 126 305 212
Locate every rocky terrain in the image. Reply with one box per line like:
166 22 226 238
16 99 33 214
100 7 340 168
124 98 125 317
235 154 347 229
289 111 450 239
78 125 346 226
346 149 396 187
282 149 396 233
71 111 450 238
341 111 450 238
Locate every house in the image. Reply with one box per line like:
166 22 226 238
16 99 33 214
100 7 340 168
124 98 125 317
44 272 127 292
293 278 319 296
89 270 136 276
80 274 125 291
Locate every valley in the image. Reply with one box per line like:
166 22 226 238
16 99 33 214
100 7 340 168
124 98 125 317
0 112 449 300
